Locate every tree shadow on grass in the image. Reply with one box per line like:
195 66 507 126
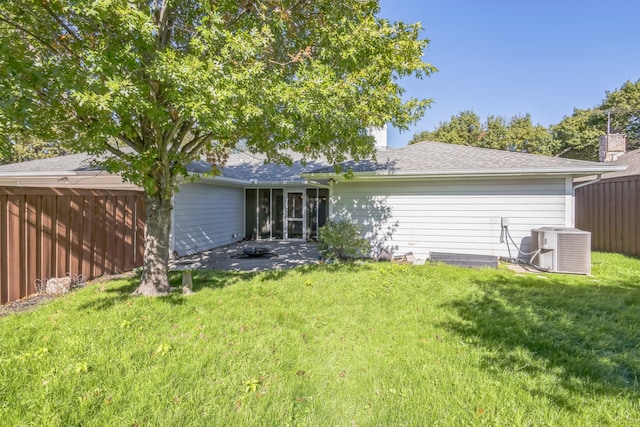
78 273 197 310
190 270 256 292
258 261 375 282
442 272 640 409
77 262 378 310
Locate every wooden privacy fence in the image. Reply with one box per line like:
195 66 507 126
1 187 145 305
575 176 640 257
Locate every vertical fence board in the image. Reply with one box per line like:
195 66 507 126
104 197 116 273
41 196 54 283
93 196 106 277
69 196 84 277
136 196 145 264
34 196 42 291
56 195 70 276
629 179 640 255
123 196 135 271
82 197 95 278
26 196 38 298
620 181 631 254
115 196 126 273
0 196 7 304
7 196 22 303
615 181 623 251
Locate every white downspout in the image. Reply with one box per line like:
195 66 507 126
572 174 602 228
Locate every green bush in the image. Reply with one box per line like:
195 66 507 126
318 220 371 260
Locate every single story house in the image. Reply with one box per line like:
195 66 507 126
0 130 625 268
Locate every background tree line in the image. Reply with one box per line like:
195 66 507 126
410 79 640 160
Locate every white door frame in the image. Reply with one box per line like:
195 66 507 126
284 189 305 240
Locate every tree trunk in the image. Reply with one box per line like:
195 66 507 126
132 193 173 296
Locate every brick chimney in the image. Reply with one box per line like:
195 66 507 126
599 134 626 162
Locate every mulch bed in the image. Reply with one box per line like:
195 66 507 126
0 293 56 318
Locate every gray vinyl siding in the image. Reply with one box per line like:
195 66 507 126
172 183 244 256
331 177 571 260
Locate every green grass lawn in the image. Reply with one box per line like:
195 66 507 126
1 253 639 426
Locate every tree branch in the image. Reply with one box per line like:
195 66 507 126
164 118 186 152
554 146 574 157
103 142 127 158
168 119 195 154
0 14 60 55
182 133 215 157
116 134 143 152
40 3 83 44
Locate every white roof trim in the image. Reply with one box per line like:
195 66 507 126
303 166 628 181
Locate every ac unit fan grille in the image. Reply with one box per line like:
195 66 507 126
557 233 591 274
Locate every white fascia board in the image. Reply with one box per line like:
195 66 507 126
186 174 251 187
0 170 114 178
303 166 628 181
182 174 308 188
0 171 81 177
243 180 309 187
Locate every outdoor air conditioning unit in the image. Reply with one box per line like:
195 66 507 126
530 227 591 274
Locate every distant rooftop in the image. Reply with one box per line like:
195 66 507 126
305 141 625 177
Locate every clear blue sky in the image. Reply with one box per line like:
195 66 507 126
378 0 640 147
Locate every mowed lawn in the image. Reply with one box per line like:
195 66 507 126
1 253 639 426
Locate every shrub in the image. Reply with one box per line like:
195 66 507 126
318 220 371 260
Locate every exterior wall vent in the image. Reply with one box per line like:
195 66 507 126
530 227 591 274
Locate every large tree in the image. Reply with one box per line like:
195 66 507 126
0 1 434 295
410 110 555 155
552 80 640 160
409 110 483 146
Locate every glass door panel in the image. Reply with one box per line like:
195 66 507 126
271 189 284 239
258 189 271 239
286 191 304 239
306 188 318 240
245 189 257 240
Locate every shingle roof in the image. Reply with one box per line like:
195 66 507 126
600 148 640 179
305 141 625 176
0 153 100 173
0 150 332 183
217 151 330 182
0 141 624 182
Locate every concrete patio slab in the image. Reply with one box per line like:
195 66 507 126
170 241 321 273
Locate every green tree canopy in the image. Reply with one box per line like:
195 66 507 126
0 136 71 165
0 0 434 295
552 79 640 160
410 111 555 155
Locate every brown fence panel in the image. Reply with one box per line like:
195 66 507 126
575 176 640 257
0 187 146 305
